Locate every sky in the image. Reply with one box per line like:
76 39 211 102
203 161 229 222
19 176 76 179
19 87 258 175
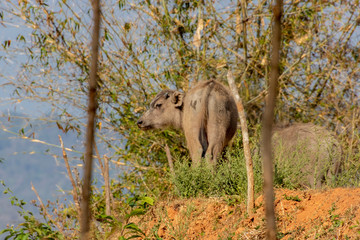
0 1 86 231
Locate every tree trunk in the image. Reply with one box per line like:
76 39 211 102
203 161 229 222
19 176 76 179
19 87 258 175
261 0 282 239
80 0 101 238
227 69 254 214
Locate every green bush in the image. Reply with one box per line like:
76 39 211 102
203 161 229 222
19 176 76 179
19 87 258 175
170 130 360 198
171 158 218 198
272 141 317 189
170 135 263 199
336 151 360 188
0 181 63 240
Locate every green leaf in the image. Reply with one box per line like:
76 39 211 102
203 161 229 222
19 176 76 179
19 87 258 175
0 229 11 235
126 208 145 219
124 223 144 235
140 196 154 206
2 40 11 49
127 234 143 239
118 0 125 9
126 196 138 207
5 234 14 240
21 233 30 240
99 214 113 220
34 227 44 236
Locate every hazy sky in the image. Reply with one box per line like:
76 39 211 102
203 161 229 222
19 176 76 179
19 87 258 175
0 1 77 230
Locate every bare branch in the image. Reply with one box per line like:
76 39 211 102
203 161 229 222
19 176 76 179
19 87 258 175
94 141 105 176
31 183 65 234
165 144 174 174
58 135 81 217
104 155 111 216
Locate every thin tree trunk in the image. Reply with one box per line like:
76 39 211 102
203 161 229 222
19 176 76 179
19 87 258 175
80 0 101 238
227 69 254 214
261 0 282 239
241 0 248 65
104 155 111 216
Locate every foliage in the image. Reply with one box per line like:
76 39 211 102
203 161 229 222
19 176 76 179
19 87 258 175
171 158 217 198
0 0 359 237
0 181 63 240
0 216 62 240
1 177 154 239
336 150 360 187
283 194 301 202
172 130 360 198
171 134 263 199
1 0 359 196
98 195 154 239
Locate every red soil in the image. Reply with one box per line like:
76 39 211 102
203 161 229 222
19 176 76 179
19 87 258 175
135 188 360 239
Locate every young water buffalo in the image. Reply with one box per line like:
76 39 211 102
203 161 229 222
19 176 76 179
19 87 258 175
137 80 239 167
272 123 341 189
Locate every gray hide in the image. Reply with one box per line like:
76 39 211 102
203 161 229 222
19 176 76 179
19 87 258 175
137 80 239 167
272 123 341 189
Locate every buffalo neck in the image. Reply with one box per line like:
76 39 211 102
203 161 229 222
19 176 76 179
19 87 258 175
172 108 183 130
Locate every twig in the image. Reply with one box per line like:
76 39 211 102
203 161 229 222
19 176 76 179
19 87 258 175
241 0 248 65
94 141 105 177
104 155 111 215
31 182 65 234
137 171 156 198
58 135 81 217
165 144 174 174
73 167 82 196
0 127 81 154
110 159 155 170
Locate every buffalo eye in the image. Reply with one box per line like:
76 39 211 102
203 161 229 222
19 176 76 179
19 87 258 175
155 103 162 109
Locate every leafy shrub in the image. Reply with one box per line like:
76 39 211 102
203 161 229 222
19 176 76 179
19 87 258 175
336 150 360 188
0 181 63 240
0 214 63 240
171 158 218 198
99 195 154 239
170 135 263 199
170 130 360 198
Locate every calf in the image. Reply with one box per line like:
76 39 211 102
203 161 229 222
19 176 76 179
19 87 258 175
137 80 239 166
272 123 341 188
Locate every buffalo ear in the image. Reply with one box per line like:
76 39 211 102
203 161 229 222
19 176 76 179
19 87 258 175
171 91 184 108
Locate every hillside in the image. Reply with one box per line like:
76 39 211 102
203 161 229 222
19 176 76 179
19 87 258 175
111 188 360 239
